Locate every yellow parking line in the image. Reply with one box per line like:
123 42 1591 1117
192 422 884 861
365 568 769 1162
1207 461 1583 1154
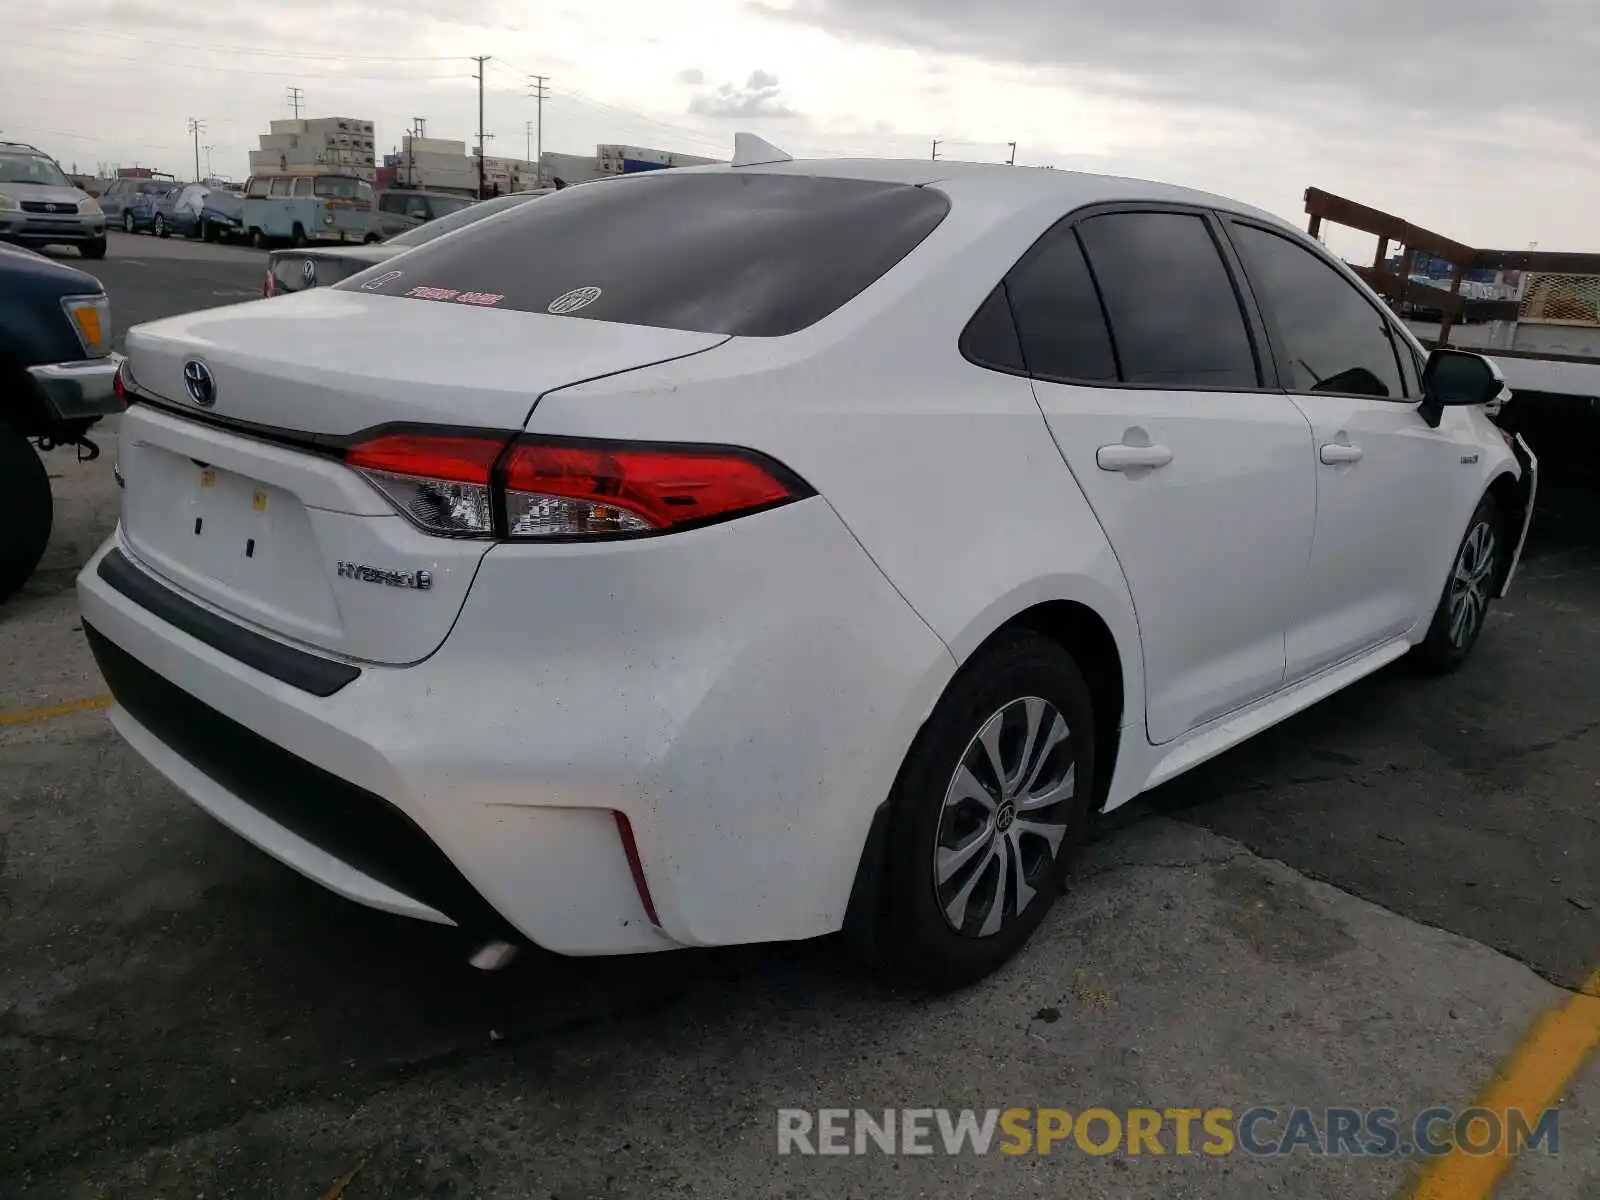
1411 968 1600 1199
0 694 113 727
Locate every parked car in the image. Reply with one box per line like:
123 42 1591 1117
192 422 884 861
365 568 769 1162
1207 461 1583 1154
0 141 108 260
263 189 552 296
243 173 375 248
100 176 179 234
152 183 212 239
1 242 121 600
370 188 478 241
199 187 246 243
79 155 1536 990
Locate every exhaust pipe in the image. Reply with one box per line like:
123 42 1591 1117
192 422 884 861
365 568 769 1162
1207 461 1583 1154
468 939 519 971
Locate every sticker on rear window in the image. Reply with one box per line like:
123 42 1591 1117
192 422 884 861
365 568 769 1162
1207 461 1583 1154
361 270 403 291
407 285 460 301
547 286 602 315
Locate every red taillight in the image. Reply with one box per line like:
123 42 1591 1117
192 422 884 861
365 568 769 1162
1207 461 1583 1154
501 439 802 537
343 431 808 541
262 269 276 298
345 433 503 484
113 359 131 405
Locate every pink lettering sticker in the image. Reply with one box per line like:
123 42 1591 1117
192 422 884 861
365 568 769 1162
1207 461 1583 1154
406 285 461 301
454 292 506 307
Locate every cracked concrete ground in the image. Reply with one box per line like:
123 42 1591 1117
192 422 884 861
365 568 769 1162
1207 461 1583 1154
1 237 1596 1197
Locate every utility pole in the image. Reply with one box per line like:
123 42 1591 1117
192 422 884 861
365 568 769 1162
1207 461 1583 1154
202 144 215 177
525 119 533 165
527 74 549 184
286 87 304 118
405 117 426 188
931 139 942 160
471 55 490 200
1007 141 1017 166
187 118 206 181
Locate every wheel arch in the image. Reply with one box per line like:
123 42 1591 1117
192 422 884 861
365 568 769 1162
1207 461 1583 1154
841 589 1137 956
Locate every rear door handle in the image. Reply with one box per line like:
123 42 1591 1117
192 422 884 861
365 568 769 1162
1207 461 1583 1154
1096 444 1174 472
1319 442 1364 465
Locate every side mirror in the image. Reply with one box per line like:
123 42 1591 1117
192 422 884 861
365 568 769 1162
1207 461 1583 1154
1418 349 1505 428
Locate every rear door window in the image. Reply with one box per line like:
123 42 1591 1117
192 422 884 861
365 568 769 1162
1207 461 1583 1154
338 172 951 337
1076 212 1259 389
292 178 315 197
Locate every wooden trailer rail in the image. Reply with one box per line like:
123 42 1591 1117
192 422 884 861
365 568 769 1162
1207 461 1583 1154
1304 187 1600 348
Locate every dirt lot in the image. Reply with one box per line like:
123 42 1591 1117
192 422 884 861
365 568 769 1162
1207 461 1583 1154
1 232 1595 1198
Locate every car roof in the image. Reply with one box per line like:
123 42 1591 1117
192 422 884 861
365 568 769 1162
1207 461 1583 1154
675 157 1294 232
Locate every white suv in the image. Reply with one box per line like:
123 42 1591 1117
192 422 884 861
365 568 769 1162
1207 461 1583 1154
78 152 1534 989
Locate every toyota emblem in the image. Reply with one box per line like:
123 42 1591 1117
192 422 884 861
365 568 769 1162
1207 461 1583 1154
302 258 317 287
182 359 216 408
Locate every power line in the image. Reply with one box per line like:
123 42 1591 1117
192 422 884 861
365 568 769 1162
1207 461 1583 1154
2 38 465 81
29 24 464 62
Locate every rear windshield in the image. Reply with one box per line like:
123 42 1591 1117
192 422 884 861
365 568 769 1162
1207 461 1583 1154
336 172 951 337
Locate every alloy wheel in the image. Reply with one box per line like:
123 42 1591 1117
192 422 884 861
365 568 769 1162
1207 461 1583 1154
934 696 1075 938
1448 520 1497 649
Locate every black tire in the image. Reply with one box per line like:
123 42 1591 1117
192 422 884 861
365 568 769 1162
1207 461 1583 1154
869 629 1097 991
291 224 308 248
122 211 135 234
250 228 266 250
1410 493 1503 675
80 235 107 260
362 233 381 245
153 214 168 238
0 425 53 605
201 220 217 243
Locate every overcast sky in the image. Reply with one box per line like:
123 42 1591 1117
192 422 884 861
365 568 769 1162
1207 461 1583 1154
5 0 1594 252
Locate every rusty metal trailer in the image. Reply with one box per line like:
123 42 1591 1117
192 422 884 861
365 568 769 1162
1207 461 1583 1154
1305 188 1600 478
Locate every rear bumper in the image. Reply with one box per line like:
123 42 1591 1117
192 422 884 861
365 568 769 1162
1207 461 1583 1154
28 352 125 422
77 500 954 955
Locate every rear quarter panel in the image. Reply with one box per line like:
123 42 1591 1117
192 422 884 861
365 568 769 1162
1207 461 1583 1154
524 183 1147 757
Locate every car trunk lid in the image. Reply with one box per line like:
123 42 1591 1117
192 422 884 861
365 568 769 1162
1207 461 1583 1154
117 292 728 664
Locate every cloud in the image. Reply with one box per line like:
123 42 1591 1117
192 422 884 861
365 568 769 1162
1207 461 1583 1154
756 0 1598 136
688 69 799 118
676 67 706 85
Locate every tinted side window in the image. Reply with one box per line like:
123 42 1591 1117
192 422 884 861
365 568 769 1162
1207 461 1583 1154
1004 227 1118 382
292 178 315 197
1076 212 1258 388
960 285 1026 373
1231 223 1405 399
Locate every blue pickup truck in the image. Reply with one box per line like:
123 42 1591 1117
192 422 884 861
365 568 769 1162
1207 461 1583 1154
0 242 123 602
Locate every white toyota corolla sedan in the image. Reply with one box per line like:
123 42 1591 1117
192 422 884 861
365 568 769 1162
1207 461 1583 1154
78 139 1536 989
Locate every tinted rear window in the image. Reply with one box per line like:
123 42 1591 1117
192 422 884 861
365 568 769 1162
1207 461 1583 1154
337 172 951 337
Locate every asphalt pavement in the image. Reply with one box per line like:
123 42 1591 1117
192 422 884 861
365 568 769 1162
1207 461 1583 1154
1 233 1595 1198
